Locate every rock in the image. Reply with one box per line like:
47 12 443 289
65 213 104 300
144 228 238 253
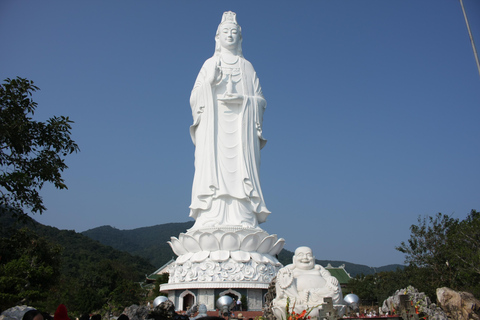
437 287 480 320
185 304 198 317
123 305 150 320
262 276 276 320
381 286 447 320
191 304 207 320
148 301 176 320
0 306 36 320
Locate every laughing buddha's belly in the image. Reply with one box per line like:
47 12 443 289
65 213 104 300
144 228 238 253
295 273 327 292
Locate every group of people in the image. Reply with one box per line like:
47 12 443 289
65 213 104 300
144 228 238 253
231 299 242 312
22 304 69 320
21 304 130 320
22 309 51 320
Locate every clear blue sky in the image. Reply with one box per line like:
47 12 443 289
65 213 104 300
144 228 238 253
1 1 479 267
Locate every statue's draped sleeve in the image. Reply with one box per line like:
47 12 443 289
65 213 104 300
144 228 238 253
189 59 211 146
189 58 217 215
250 65 267 150
240 59 269 223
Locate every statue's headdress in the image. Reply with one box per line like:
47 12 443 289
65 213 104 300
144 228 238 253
220 11 238 26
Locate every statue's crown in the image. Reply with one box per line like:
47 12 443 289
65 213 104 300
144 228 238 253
220 11 238 25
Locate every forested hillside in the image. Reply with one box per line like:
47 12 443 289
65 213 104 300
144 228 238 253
83 222 403 276
0 212 155 314
82 221 194 268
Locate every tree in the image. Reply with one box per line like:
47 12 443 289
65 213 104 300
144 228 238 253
447 210 480 296
348 274 378 304
396 213 458 292
449 210 480 275
348 269 409 306
55 259 146 315
396 211 480 298
397 213 456 269
0 77 79 219
0 227 62 310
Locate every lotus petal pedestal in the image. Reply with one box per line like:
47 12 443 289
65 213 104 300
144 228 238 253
160 227 284 311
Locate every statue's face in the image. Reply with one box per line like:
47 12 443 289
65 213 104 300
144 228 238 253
293 247 315 270
218 23 240 50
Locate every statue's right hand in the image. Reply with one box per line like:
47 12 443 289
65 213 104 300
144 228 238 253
207 60 222 85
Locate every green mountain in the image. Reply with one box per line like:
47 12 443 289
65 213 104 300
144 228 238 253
82 221 194 268
82 222 403 276
0 212 156 313
0 215 155 279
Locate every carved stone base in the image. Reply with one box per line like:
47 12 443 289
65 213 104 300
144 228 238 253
160 227 285 311
164 227 283 287
167 257 280 284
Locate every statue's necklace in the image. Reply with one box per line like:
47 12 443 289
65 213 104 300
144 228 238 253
221 55 239 65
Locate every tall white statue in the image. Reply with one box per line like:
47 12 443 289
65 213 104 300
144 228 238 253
189 11 270 230
272 247 346 319
162 13 284 307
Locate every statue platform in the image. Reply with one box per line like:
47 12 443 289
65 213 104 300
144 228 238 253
160 227 284 311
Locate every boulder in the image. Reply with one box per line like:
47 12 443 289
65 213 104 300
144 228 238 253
437 287 480 320
262 276 276 320
381 286 447 320
148 301 176 320
123 305 150 320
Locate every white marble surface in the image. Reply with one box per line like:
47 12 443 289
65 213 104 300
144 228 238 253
168 228 284 264
273 247 346 319
189 11 270 230
162 13 284 313
166 11 284 290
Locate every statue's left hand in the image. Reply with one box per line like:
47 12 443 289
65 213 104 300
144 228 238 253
218 93 243 104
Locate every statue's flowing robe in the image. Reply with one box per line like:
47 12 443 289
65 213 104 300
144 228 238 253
189 56 270 227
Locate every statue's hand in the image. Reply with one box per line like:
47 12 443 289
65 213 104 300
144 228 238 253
207 60 222 85
217 93 243 104
277 267 294 289
301 290 310 304
326 277 340 292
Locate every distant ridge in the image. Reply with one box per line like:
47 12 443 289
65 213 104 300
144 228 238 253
82 222 403 276
82 221 194 268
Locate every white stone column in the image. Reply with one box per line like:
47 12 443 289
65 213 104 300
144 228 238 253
168 291 176 309
247 289 264 311
198 289 216 310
